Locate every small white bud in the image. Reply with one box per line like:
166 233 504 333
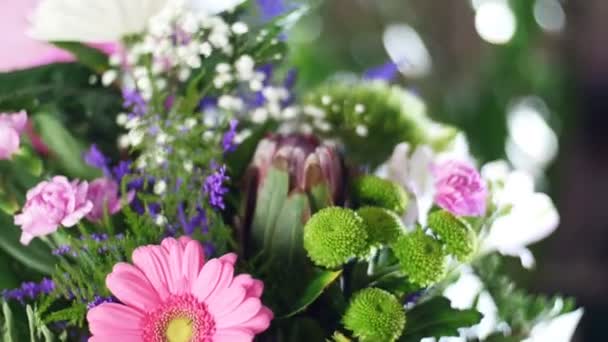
154 180 167 195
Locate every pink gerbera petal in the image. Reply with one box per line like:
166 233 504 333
106 263 161 312
87 237 273 341
87 303 144 336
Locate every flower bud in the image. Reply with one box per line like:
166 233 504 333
303 207 370 268
250 134 344 203
343 288 406 342
352 175 409 215
391 229 446 287
357 206 405 246
428 210 477 261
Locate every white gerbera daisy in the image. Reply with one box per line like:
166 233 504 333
29 0 246 42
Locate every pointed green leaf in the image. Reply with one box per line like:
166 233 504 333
269 192 310 266
251 166 290 254
399 297 483 342
282 269 342 318
33 113 101 179
1 301 16 342
52 42 109 73
12 146 43 178
0 213 56 275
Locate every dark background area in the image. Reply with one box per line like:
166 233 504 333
285 1 607 340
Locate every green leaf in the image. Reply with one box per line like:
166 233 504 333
1 301 17 342
52 42 110 73
250 166 290 254
269 192 310 267
282 269 342 318
26 305 56 342
399 297 483 342
0 213 56 275
33 113 101 179
12 146 43 178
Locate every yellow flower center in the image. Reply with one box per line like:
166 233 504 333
166 317 194 342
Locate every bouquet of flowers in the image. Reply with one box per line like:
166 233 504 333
0 0 582 341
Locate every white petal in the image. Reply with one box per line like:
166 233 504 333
483 193 559 255
29 0 168 42
385 142 412 186
407 145 435 226
524 309 583 342
443 267 483 310
188 0 246 15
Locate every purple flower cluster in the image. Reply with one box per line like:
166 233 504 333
203 164 230 210
257 0 287 20
84 144 112 177
222 119 239 153
177 204 208 235
52 233 122 256
122 88 147 117
2 278 55 303
87 295 116 310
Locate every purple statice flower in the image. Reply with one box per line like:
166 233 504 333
52 245 74 256
87 295 116 310
3 278 55 303
112 160 132 185
222 119 239 153
203 242 216 258
364 61 399 81
84 144 111 177
203 164 230 210
257 0 287 21
199 97 218 111
122 88 147 117
178 204 208 235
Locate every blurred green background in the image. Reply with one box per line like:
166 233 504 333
283 0 606 341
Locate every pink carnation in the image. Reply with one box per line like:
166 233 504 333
0 111 28 160
87 237 273 341
432 160 487 217
14 176 93 245
86 178 134 222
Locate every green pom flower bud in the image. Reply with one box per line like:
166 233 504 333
428 210 477 261
391 229 446 287
343 288 406 342
352 175 409 215
357 206 405 246
303 207 370 268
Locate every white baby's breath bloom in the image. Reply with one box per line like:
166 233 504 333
154 214 168 226
30 0 246 42
154 180 167 195
183 161 194 173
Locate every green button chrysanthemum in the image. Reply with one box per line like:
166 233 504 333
352 175 409 215
343 288 406 342
391 229 447 287
428 210 477 261
303 207 370 268
357 206 405 246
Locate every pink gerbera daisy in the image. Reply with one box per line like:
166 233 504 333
87 237 273 341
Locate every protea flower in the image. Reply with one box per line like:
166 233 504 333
240 133 344 312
